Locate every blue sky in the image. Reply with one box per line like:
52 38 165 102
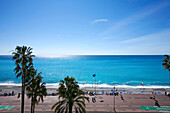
0 0 170 56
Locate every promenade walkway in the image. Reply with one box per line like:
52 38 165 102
0 94 170 112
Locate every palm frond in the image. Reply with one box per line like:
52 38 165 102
16 72 22 78
76 103 86 113
75 106 79 113
53 102 66 112
162 54 170 71
52 76 89 113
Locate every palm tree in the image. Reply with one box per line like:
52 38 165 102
12 46 35 113
162 55 170 72
51 76 89 113
26 68 47 113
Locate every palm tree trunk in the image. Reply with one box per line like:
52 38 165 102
31 103 33 113
21 75 25 113
31 96 33 113
33 104 35 113
69 102 73 113
33 93 36 113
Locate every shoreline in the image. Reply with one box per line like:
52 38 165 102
0 82 170 89
0 85 170 95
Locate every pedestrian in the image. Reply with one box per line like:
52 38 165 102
120 94 124 101
92 97 96 103
155 100 160 107
17 93 20 98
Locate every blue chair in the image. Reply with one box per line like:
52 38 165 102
111 91 114 94
106 92 110 95
101 90 104 94
157 92 161 94
129 91 133 94
94 92 97 95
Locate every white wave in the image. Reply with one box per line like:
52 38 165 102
0 82 21 86
0 82 169 89
45 83 60 88
81 84 170 89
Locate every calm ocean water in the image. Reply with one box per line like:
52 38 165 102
0 55 170 88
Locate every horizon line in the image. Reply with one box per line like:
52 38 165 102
0 54 168 58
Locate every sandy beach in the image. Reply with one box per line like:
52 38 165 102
0 85 170 112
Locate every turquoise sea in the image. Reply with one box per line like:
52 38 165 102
0 55 170 89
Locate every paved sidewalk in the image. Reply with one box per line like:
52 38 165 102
0 111 166 113
0 94 170 112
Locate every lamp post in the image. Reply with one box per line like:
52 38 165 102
113 86 116 112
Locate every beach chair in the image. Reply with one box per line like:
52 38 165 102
106 92 109 95
111 91 114 95
115 92 119 96
47 93 52 96
47 93 56 96
168 93 170 97
12 91 15 96
4 93 8 96
129 91 133 94
157 91 161 94
101 90 104 94
94 92 97 95
0 94 5 96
